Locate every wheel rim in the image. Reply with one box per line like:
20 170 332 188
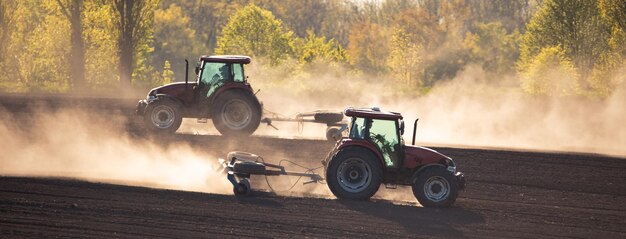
151 105 175 129
336 157 372 193
423 176 450 202
221 99 252 130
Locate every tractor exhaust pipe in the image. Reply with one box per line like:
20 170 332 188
184 59 189 85
412 118 419 145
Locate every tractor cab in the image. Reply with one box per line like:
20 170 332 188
194 55 251 103
345 107 405 171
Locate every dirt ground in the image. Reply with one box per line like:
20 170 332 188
2 134 625 238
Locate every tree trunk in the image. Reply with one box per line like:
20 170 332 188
117 0 134 93
69 0 86 93
56 0 86 93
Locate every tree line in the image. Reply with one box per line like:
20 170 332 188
0 0 624 98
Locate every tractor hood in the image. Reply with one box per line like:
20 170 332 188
403 145 452 169
148 82 196 103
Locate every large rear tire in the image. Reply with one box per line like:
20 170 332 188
211 90 261 136
412 166 458 207
143 99 182 133
326 147 382 200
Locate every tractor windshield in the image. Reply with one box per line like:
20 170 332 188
369 119 401 168
200 62 231 97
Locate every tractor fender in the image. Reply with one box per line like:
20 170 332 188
210 83 255 103
209 88 262 114
155 94 184 106
325 144 385 176
410 163 447 184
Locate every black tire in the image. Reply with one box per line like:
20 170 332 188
326 147 382 200
314 112 343 124
326 127 342 142
143 99 182 133
412 166 458 208
211 90 262 136
234 178 251 197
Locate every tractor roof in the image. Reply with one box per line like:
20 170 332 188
344 107 403 120
200 55 251 64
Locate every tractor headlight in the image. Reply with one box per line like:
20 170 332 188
445 157 456 173
147 90 157 102
447 165 456 173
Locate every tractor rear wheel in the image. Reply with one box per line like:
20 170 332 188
412 166 458 207
211 90 261 136
326 147 382 200
143 99 182 133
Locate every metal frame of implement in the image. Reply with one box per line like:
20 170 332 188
219 152 323 195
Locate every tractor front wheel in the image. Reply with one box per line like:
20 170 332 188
412 166 458 207
143 99 182 133
326 147 382 200
212 90 261 136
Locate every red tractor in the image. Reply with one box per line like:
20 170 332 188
136 55 261 136
322 107 465 207
220 107 465 207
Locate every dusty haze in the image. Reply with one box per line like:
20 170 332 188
240 62 626 156
0 61 624 204
0 107 233 194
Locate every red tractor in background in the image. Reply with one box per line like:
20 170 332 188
322 107 465 207
136 55 262 136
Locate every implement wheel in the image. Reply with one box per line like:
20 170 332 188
234 178 251 197
326 127 342 142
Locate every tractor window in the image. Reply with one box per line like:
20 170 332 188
369 119 400 168
200 62 231 97
233 64 244 82
349 117 366 139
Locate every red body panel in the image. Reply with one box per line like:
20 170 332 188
210 83 254 102
334 139 448 170
153 82 196 104
403 145 449 169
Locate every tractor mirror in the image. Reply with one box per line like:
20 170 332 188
194 66 200 75
399 120 405 135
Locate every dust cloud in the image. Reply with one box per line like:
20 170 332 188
0 107 232 194
240 62 626 156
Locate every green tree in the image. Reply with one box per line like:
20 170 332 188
153 3 196 83
296 30 348 64
519 0 610 77
347 20 389 74
82 2 118 93
111 0 158 93
388 27 422 88
464 22 520 75
10 1 71 92
161 60 174 85
521 46 579 96
215 3 294 65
